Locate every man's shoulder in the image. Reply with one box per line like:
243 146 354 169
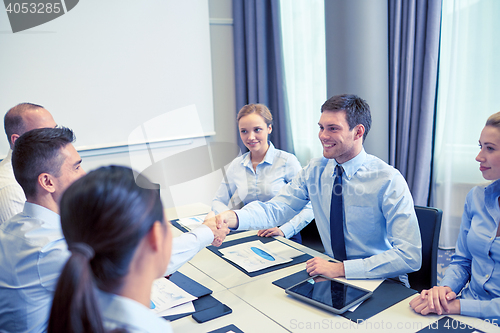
361 153 401 177
298 157 330 175
0 160 19 188
1 212 61 248
306 156 330 167
0 179 24 198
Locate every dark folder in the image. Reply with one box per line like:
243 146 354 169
162 271 225 322
208 324 244 333
273 270 418 321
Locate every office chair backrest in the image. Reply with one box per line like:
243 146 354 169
408 206 443 293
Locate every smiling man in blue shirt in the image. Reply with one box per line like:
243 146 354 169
216 94 422 286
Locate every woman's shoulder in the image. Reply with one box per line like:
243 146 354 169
466 182 492 201
272 147 300 164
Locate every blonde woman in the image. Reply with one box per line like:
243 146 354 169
212 104 313 242
410 112 500 321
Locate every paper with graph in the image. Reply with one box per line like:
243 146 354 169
220 240 303 273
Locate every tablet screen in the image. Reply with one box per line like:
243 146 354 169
287 276 371 311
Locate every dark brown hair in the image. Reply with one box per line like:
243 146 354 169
321 94 372 141
12 127 75 198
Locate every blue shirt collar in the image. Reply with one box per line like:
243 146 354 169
334 148 367 180
242 141 276 168
23 202 60 229
485 178 500 191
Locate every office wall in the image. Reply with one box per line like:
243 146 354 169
0 1 216 153
325 0 389 162
81 0 237 210
4 0 391 209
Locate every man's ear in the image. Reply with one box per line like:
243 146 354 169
10 134 20 148
38 173 56 194
354 124 365 141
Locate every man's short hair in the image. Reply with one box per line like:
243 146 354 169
12 127 75 198
321 94 372 141
4 103 45 145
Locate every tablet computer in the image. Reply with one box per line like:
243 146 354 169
285 275 373 314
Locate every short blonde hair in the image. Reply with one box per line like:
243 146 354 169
486 111 500 129
237 104 273 126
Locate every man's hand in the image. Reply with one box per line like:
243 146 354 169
409 286 459 315
203 212 229 247
257 227 284 238
215 210 239 229
306 257 345 278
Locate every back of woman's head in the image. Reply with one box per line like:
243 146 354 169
48 165 164 333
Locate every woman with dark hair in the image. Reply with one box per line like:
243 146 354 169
48 165 173 332
212 104 314 243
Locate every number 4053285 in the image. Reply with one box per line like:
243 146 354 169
5 2 61 14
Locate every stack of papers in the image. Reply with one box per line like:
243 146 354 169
150 277 197 316
220 240 304 273
177 214 206 231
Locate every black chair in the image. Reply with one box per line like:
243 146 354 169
300 219 325 253
408 206 443 292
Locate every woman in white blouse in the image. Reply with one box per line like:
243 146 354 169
212 104 314 242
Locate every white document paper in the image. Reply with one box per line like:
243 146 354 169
220 240 293 273
150 278 197 314
263 240 304 259
337 279 383 312
155 301 195 317
177 214 206 231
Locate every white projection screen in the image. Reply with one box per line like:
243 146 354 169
0 0 214 154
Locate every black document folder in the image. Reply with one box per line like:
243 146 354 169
168 271 212 298
162 271 225 322
208 324 244 333
273 270 418 321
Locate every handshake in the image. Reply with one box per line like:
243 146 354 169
201 211 239 247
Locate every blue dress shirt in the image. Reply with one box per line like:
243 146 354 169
0 202 68 333
0 200 211 332
166 224 214 275
212 142 314 238
440 180 500 320
236 149 422 283
99 289 173 333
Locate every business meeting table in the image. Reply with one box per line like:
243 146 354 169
165 204 500 333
